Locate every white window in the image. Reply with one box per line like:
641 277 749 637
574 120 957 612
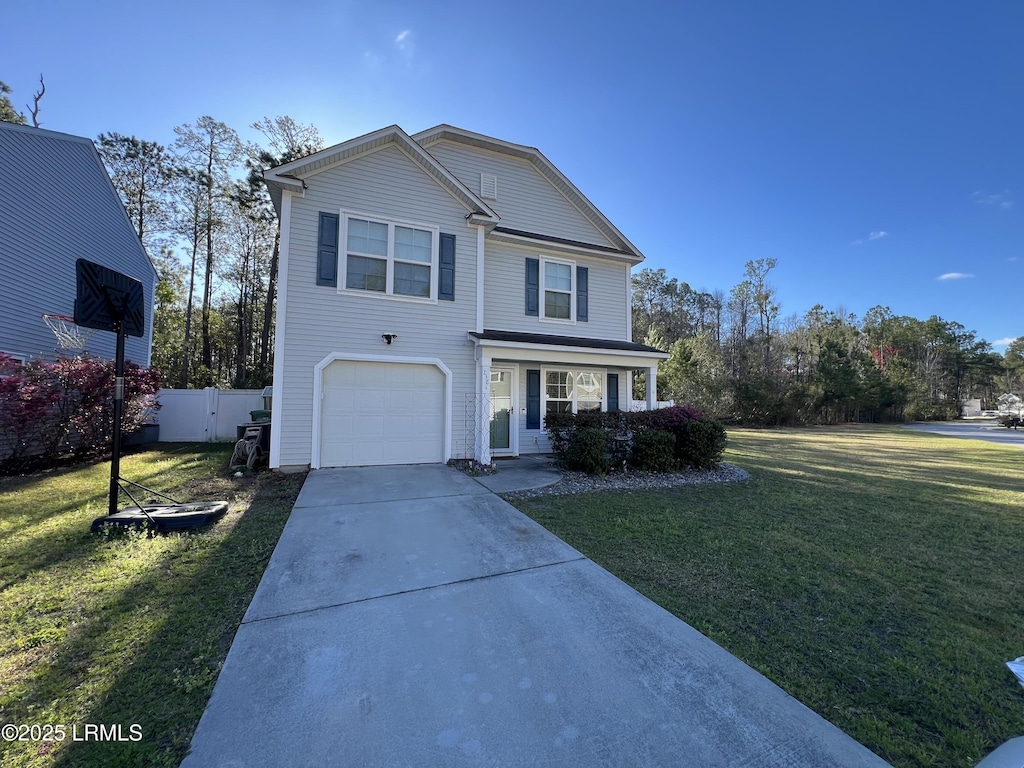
541 257 574 321
342 214 438 300
543 369 604 416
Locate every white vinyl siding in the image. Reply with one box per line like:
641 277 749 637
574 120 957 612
0 124 157 365
483 241 629 340
425 140 618 248
276 144 479 467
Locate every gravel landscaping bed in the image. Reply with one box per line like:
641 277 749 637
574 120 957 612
503 462 750 498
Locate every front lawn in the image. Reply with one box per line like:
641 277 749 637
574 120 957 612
511 425 1024 768
0 444 304 768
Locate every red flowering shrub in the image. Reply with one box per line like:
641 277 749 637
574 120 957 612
0 353 162 470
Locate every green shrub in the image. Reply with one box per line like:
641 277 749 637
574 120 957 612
544 407 727 472
565 427 611 474
673 418 727 469
629 429 677 472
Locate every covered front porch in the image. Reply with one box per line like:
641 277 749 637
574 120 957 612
467 330 669 465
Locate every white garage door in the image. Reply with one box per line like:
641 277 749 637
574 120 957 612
320 361 445 467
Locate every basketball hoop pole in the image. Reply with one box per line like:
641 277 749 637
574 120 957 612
109 319 126 518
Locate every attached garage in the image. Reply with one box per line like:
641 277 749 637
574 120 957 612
318 359 447 468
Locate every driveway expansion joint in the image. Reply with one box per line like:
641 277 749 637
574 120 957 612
291 490 489 511
242 555 589 626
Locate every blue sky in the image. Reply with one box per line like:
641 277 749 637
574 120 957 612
4 1 1022 347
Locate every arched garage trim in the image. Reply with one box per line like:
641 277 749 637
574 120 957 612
311 353 453 469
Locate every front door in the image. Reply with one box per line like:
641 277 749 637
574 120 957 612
489 368 514 455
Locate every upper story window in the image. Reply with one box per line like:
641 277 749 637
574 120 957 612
527 256 588 323
342 213 438 300
543 260 573 320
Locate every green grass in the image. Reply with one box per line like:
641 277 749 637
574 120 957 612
512 425 1024 768
0 444 305 768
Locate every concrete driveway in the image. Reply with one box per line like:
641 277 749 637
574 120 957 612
183 464 889 767
901 421 1024 449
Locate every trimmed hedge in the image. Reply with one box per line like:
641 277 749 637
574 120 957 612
565 427 611 475
629 429 676 472
545 406 727 474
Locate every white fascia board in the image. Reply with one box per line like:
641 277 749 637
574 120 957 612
487 231 641 264
266 126 499 223
414 125 643 259
469 336 669 366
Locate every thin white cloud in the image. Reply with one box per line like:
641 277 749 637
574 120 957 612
937 272 974 281
850 230 888 246
1008 256 1020 262
395 29 411 48
993 337 1019 347
972 189 1013 210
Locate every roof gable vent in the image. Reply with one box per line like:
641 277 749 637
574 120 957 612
480 173 497 200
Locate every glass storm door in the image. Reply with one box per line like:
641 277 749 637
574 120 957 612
489 369 512 452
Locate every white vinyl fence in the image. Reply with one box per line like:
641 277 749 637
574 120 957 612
156 388 265 442
630 399 675 411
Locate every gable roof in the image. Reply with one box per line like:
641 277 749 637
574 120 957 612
261 125 499 225
413 125 644 262
0 121 157 282
0 121 157 364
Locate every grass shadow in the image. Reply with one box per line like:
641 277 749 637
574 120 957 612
0 450 304 768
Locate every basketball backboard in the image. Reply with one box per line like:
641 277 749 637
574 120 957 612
75 259 145 337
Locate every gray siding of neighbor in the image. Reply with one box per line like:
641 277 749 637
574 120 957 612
0 123 156 366
484 241 630 341
424 140 618 249
277 145 481 467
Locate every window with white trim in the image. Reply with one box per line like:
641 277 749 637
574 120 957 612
541 257 574 320
342 214 438 299
544 369 604 416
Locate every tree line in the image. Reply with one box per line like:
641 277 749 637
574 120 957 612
96 116 324 389
5 78 1022 411
634 260 1024 424
4 77 323 389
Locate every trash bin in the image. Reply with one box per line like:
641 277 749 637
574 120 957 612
250 409 271 422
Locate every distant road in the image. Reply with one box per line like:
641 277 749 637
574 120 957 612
900 422 1024 449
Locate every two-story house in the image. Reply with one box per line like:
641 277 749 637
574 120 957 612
262 125 667 471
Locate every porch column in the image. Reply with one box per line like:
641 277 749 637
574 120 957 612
477 356 492 465
646 365 658 411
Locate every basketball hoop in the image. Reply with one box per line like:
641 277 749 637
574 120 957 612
43 313 97 352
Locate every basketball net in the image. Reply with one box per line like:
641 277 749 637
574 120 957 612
43 314 97 353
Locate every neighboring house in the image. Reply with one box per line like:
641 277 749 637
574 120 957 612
0 121 157 366
262 124 668 470
997 393 1022 415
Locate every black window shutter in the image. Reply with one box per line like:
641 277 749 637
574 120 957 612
576 266 588 322
526 369 541 429
439 233 455 301
317 212 339 287
525 258 539 316
607 373 619 412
